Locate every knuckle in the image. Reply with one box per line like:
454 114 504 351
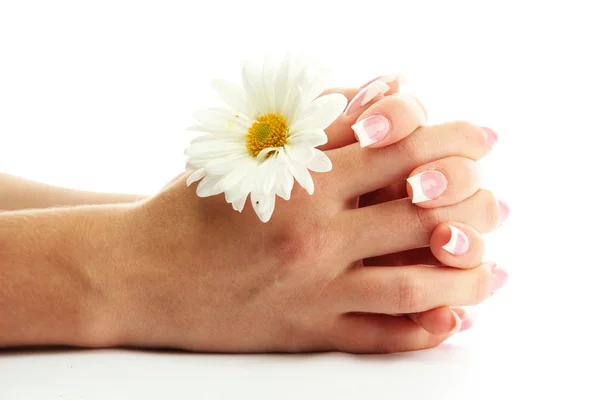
473 265 493 304
395 274 424 312
415 206 448 233
272 226 319 266
477 189 500 232
465 159 484 187
397 136 422 165
449 120 484 145
386 95 414 117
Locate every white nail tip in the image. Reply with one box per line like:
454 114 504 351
360 81 390 106
442 225 469 255
449 310 462 335
406 172 430 203
352 119 378 147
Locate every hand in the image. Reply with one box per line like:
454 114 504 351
96 87 507 353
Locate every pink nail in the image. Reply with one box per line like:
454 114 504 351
406 170 448 203
344 81 390 116
459 315 474 332
442 225 470 256
491 268 508 294
482 127 498 149
351 115 390 147
498 200 510 225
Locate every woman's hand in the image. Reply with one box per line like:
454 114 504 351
100 89 507 353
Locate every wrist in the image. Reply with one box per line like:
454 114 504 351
72 203 142 347
0 204 136 348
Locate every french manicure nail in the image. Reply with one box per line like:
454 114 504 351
498 200 510 225
359 75 398 89
407 170 448 203
459 315 474 332
442 225 470 256
449 310 462 335
351 115 390 147
344 80 390 116
482 127 498 149
491 267 508 294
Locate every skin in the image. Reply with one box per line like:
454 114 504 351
0 173 145 210
0 78 506 353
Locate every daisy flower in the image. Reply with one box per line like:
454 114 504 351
184 55 347 222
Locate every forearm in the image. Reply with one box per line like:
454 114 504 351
0 173 146 211
0 204 132 347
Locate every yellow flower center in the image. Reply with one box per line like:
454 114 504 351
246 113 289 157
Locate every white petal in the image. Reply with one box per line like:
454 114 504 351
216 162 254 191
231 194 248 212
303 68 329 103
204 155 251 175
191 132 245 144
186 158 206 169
195 175 224 197
290 93 347 132
211 79 256 118
287 129 328 147
194 107 253 131
257 193 276 223
284 83 306 125
274 54 292 113
275 158 294 200
306 149 332 173
285 145 315 164
282 152 314 195
256 159 278 194
184 141 246 157
256 147 279 163
187 123 247 135
261 55 277 113
251 191 271 214
241 60 265 114
186 168 207 186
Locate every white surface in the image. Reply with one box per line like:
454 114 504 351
1 0 599 398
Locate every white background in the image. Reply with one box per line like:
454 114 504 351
1 0 598 398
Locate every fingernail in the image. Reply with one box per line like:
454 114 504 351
482 126 498 149
498 200 510 225
491 267 508 294
351 115 390 147
359 74 399 89
448 310 462 335
407 170 448 203
442 225 470 256
344 81 390 116
459 315 474 332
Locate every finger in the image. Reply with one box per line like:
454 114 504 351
343 189 504 260
351 93 427 148
408 307 473 335
335 262 507 314
365 221 483 269
407 157 483 208
407 306 464 336
321 76 404 151
333 313 450 353
342 77 401 117
333 121 497 199
431 221 485 269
